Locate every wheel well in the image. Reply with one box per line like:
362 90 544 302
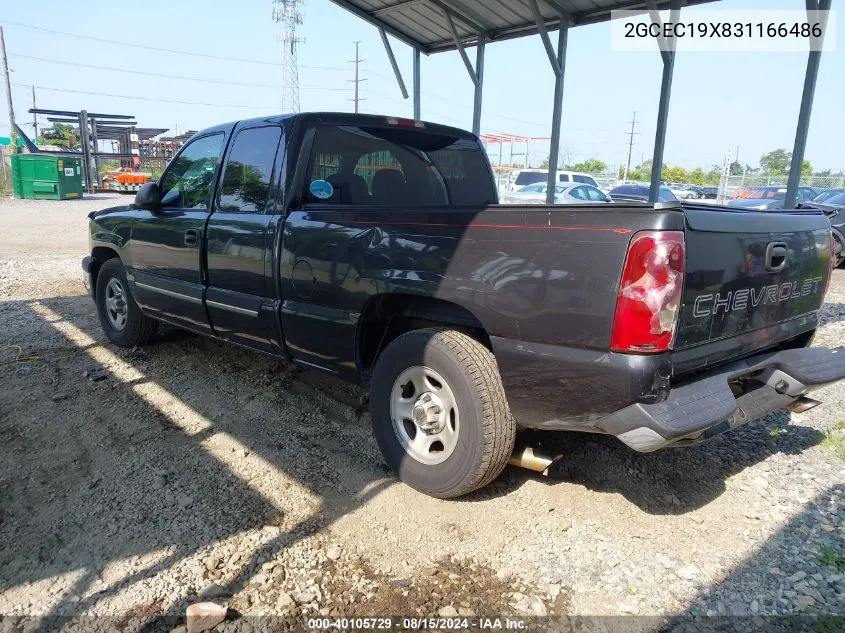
90 247 120 296
357 294 492 384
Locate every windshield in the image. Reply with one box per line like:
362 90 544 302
814 189 845 202
825 192 845 206
519 183 546 193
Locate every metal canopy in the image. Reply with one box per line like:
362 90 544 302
330 0 719 53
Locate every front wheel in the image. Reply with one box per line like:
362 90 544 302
370 328 516 498
95 258 158 348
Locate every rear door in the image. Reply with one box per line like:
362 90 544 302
129 131 228 334
205 124 284 353
675 208 831 354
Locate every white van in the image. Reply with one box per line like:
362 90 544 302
510 169 599 192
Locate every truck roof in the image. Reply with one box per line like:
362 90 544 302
194 112 478 141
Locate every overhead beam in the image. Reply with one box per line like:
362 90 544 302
785 0 832 209
529 0 562 77
436 0 494 33
428 0 488 35
328 0 427 52
372 0 428 17
445 11 478 83
541 0 574 24
379 27 409 99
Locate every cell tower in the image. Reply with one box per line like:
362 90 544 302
272 0 305 113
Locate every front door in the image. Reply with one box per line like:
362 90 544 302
128 131 228 334
205 125 284 352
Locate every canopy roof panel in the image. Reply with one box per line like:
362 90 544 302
330 0 721 53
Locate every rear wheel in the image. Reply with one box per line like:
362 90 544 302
370 328 515 498
95 258 158 347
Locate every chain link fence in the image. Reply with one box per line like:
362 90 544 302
717 174 845 203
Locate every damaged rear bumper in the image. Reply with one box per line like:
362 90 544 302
598 346 845 452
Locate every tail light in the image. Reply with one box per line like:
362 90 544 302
611 230 685 354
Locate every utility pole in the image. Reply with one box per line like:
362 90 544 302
31 85 36 139
349 41 366 113
1 27 16 148
622 111 638 181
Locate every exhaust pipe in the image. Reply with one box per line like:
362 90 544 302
786 396 822 414
508 446 563 475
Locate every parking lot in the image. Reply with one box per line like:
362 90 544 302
1 194 844 627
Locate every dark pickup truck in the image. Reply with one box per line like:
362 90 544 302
83 112 845 498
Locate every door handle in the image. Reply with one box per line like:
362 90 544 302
765 241 788 273
184 229 200 247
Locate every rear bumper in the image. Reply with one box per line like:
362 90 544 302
597 346 845 451
81 256 94 298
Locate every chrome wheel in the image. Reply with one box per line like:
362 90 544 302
104 277 128 331
390 365 459 465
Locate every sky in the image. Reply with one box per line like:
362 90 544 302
0 0 842 173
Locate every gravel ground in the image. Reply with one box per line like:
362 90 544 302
0 194 843 631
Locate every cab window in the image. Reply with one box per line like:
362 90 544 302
159 133 225 209
218 127 282 213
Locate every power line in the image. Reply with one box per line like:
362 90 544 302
8 52 352 91
11 82 282 109
1 19 345 70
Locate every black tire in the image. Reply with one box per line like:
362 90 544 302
370 328 516 498
95 258 158 347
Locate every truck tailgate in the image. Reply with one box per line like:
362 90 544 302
675 206 832 350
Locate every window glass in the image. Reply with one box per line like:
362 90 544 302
573 175 599 187
514 171 547 186
160 133 224 209
658 188 678 202
584 186 608 202
569 186 587 200
558 174 570 182
304 125 497 206
218 127 282 213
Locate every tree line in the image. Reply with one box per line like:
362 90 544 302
538 149 840 184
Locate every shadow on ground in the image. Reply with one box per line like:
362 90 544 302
0 293 832 628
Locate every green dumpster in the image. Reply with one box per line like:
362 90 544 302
10 154 84 200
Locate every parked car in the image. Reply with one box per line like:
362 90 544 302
82 112 843 499
665 184 698 200
697 186 719 199
501 182 611 204
727 186 817 210
799 191 845 267
607 183 679 202
510 169 598 191
812 187 845 204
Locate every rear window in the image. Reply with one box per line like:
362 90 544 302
515 171 548 186
304 124 496 206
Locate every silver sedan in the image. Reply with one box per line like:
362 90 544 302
501 182 612 204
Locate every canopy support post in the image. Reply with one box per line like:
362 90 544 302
529 0 568 204
413 47 421 119
444 11 485 135
785 0 831 208
647 0 680 203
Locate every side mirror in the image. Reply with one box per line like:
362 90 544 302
134 182 161 210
